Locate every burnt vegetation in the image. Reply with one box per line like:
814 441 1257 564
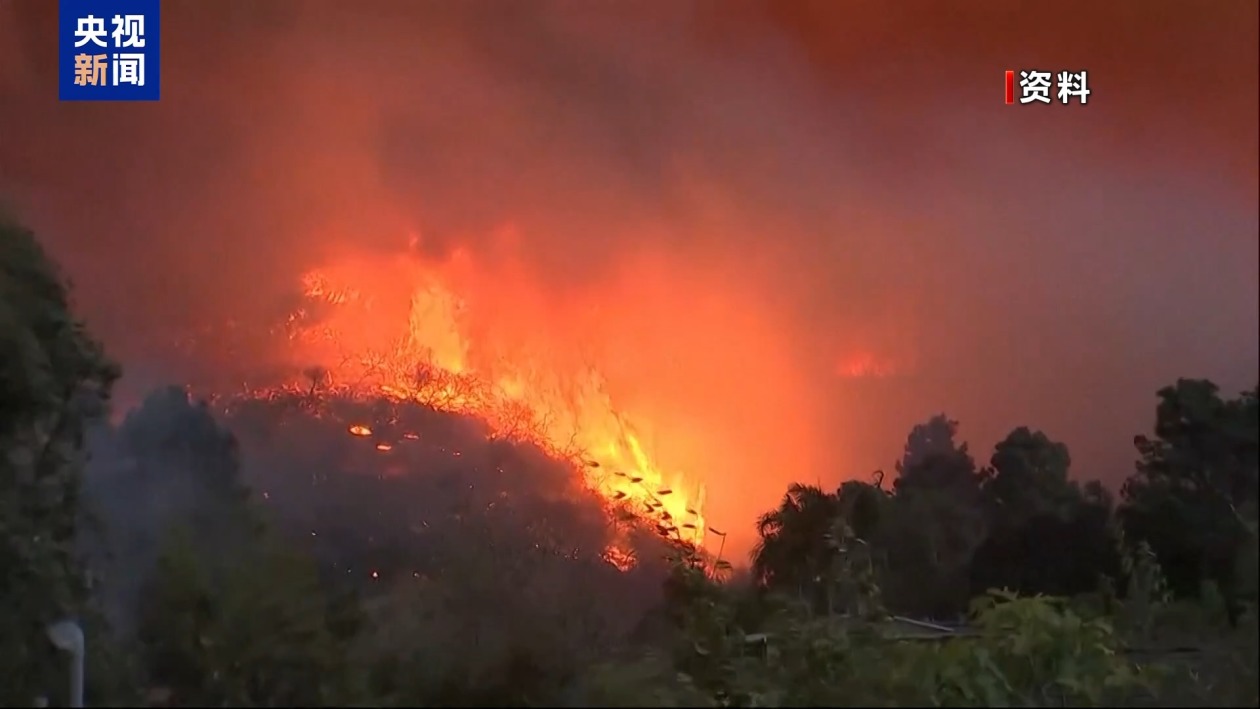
3 215 1258 706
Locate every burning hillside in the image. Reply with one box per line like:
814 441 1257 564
215 389 684 575
169 226 881 560
192 233 717 556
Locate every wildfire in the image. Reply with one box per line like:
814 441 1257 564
835 352 898 379
253 241 707 553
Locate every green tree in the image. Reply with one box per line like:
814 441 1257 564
884 415 986 617
970 429 1121 599
835 477 888 544
1120 379 1259 626
982 427 1077 525
1 215 119 703
750 477 892 619
751 483 842 605
138 529 360 705
83 386 258 643
109 389 362 704
892 414 980 495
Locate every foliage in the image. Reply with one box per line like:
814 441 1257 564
752 483 843 601
82 386 256 638
102 390 366 705
935 591 1154 706
982 427 1077 524
884 416 987 617
580 582 1154 707
893 415 977 493
971 429 1121 600
1 215 119 704
348 544 638 707
561 650 716 707
751 478 889 619
1115 533 1172 640
848 592 1153 707
137 527 362 706
1119 380 1259 626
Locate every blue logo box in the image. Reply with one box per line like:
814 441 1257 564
59 0 161 101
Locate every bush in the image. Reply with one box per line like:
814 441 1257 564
588 582 1157 708
137 529 361 705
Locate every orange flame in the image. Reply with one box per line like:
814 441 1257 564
835 352 899 379
256 238 707 550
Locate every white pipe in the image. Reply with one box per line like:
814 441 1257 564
46 619 85 708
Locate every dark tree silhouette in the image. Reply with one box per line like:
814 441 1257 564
1119 379 1259 627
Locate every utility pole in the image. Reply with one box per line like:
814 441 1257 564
46 619 85 708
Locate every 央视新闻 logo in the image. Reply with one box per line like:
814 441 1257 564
59 0 161 101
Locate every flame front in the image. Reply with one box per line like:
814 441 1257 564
257 241 706 553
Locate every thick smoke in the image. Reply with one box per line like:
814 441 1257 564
4 0 1258 555
80 388 252 634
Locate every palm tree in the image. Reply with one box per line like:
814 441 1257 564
751 483 841 604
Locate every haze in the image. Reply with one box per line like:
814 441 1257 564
1 0 1256 556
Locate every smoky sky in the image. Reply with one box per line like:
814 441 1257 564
1 0 1257 543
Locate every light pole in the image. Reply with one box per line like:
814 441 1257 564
45 619 85 708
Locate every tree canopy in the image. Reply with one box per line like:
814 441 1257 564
1 214 119 704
